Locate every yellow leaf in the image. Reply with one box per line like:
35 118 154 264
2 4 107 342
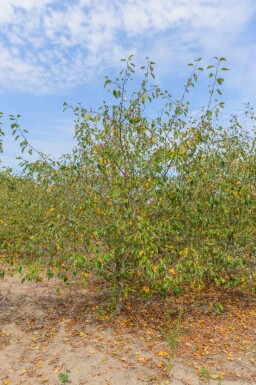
49 207 55 212
157 351 168 357
181 144 187 154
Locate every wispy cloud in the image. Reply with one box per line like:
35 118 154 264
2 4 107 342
0 0 255 95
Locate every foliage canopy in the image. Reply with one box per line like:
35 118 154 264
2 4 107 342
0 56 255 310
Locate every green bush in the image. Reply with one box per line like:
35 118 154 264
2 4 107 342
0 56 255 310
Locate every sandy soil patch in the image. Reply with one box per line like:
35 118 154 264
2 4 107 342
0 274 255 385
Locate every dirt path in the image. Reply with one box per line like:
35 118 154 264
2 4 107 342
0 274 255 385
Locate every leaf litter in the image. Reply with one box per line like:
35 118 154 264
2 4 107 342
0 272 255 384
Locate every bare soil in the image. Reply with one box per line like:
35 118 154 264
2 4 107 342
0 273 255 385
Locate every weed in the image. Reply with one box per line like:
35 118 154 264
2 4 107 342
199 366 211 381
59 370 70 384
217 372 224 385
96 307 107 320
162 308 183 375
215 303 224 315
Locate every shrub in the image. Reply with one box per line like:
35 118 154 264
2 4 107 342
0 56 255 310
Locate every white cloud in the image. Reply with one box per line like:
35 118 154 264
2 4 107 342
0 2 14 23
0 0 255 96
0 0 53 10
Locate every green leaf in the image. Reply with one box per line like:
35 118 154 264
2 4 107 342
113 89 120 99
216 78 224 85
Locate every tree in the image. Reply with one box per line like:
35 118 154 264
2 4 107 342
1 56 255 311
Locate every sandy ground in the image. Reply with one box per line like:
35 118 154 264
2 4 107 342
0 274 255 385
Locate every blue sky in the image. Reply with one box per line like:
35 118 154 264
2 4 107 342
0 0 256 169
